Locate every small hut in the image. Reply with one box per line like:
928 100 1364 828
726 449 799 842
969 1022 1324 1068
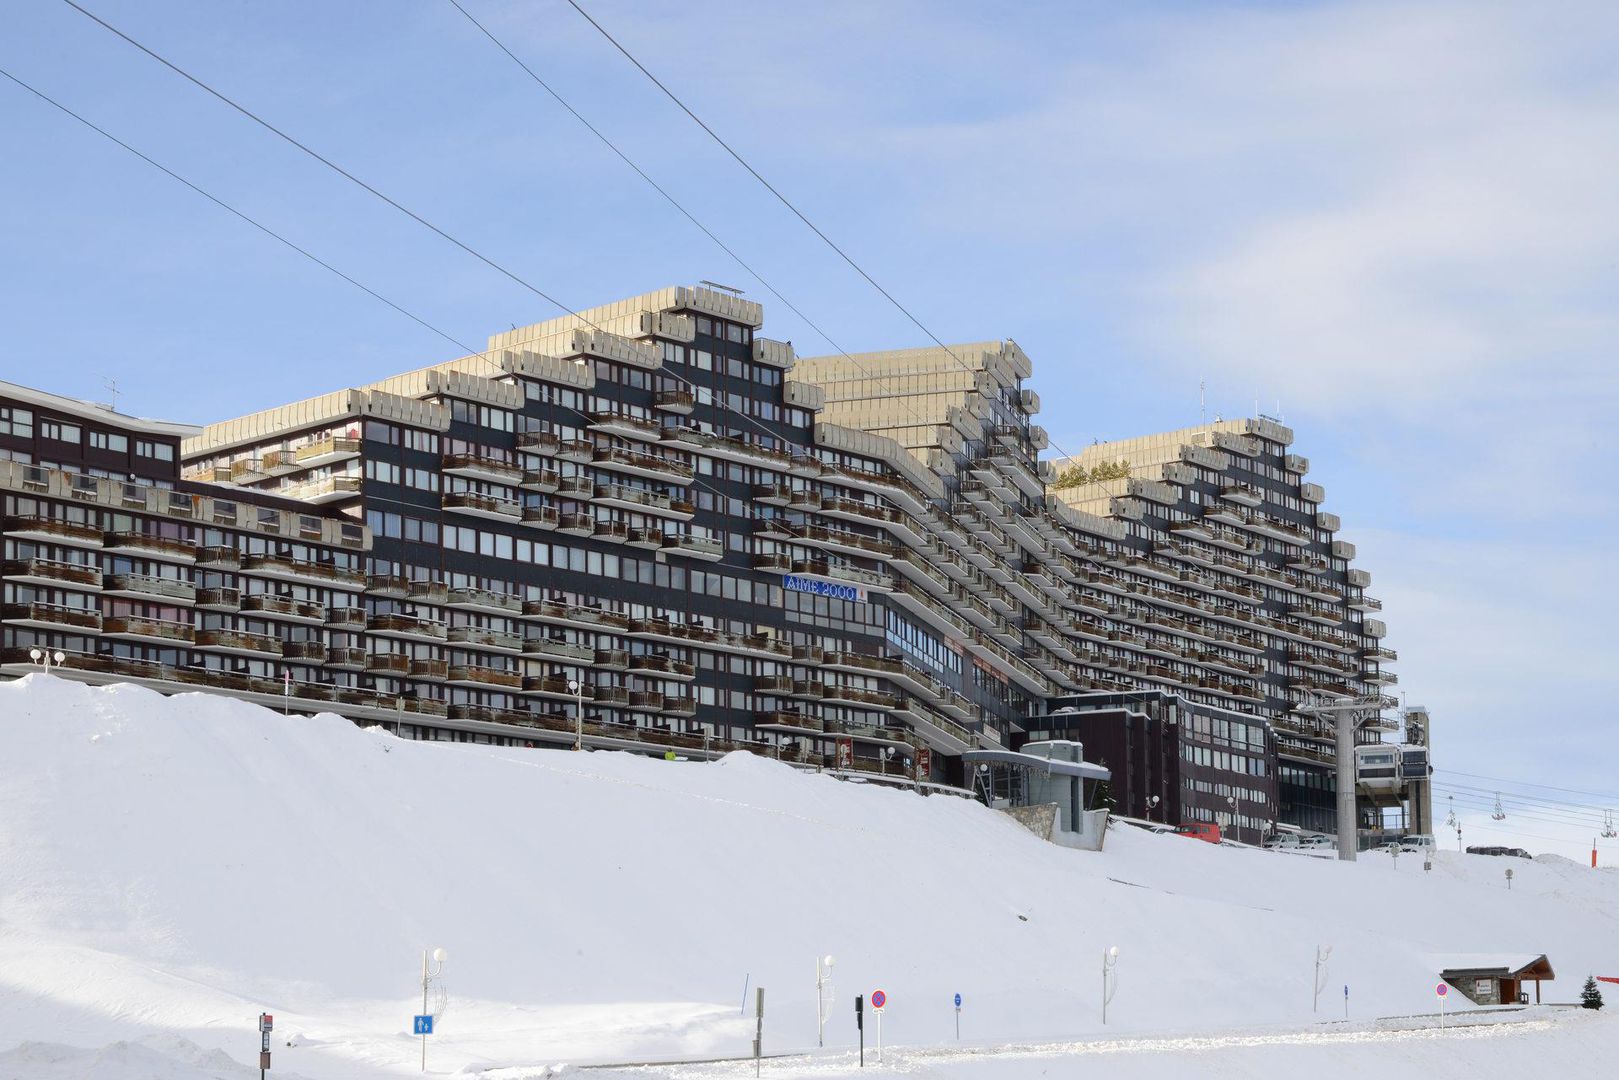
1440 955 1555 1005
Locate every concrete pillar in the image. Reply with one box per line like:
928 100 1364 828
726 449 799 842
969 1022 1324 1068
1336 714 1357 861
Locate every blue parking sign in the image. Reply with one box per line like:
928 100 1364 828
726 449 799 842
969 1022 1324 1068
413 1015 433 1035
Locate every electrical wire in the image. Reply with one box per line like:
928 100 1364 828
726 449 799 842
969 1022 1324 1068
559 0 1092 465
0 65 479 359
446 0 988 470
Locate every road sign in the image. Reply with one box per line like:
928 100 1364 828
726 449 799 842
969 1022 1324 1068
1436 983 1448 997
413 1015 433 1036
870 989 887 1010
954 993 962 1008
259 1014 274 1032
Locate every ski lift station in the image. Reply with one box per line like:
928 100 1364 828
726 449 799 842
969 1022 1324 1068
962 740 1112 850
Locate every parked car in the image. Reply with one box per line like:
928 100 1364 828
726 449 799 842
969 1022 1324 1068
1300 834 1336 850
1174 822 1223 844
1263 833 1300 850
1398 834 1436 854
1466 845 1532 859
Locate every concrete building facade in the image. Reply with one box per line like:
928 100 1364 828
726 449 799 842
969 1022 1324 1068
1 284 1410 835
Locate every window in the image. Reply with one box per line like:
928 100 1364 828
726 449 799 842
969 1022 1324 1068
0 407 34 438
89 431 129 453
135 440 175 462
39 419 81 443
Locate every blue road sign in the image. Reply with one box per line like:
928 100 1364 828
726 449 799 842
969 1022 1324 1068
413 1015 433 1036
954 993 962 1008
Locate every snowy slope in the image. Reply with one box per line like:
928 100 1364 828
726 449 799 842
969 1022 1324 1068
0 674 1614 1079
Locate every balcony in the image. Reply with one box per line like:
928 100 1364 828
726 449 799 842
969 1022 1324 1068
520 467 561 493
323 646 367 670
365 614 447 641
820 685 901 711
594 521 631 544
410 658 448 682
1362 645 1398 663
757 710 826 734
627 654 696 681
286 475 363 504
2 514 100 548
521 599 631 632
447 664 522 690
101 615 194 645
196 587 242 611
522 637 594 663
1 602 102 632
103 573 198 605
2 558 101 590
521 506 561 530
441 453 523 485
444 587 521 614
653 389 695 414
661 533 723 561
324 606 368 630
627 526 665 549
588 410 663 441
194 628 281 658
517 431 561 456
180 541 231 571
523 675 593 700
447 625 524 653
242 554 364 589
556 438 594 463
278 640 326 662
442 491 521 521
241 594 326 623
1347 594 1384 613
592 446 693 485
102 531 197 563
364 652 411 675
557 512 595 536
294 437 361 467
1221 481 1265 507
593 483 695 520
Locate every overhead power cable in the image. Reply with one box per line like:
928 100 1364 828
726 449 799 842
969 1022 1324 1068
0 61 741 529
0 65 477 358
446 0 978 459
560 0 1091 464
53 0 842 465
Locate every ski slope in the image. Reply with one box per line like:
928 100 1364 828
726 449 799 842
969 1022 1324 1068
0 674 1614 1078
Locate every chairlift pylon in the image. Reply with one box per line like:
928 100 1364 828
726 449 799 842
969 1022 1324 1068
1491 792 1507 821
1603 810 1616 840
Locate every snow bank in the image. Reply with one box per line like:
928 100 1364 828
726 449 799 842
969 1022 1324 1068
1 675 1614 1079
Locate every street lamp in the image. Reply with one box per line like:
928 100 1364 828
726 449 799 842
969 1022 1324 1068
1313 945 1332 1012
28 647 66 671
568 678 583 751
1147 795 1161 821
1102 946 1120 1024
880 745 895 775
420 946 447 1072
815 954 835 1047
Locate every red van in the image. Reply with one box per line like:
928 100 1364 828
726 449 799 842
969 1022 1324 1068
1174 822 1223 844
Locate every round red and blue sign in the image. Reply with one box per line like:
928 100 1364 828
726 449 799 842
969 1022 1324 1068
1436 983 1448 997
870 989 887 1010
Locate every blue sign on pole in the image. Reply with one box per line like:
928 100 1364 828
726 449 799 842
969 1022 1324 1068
413 1015 434 1036
954 993 962 1008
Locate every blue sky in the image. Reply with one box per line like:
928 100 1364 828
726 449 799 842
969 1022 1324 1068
3 0 1616 858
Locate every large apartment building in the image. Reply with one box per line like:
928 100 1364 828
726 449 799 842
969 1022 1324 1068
0 284 1408 841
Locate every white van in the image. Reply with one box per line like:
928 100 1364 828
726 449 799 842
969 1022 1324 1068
1263 833 1300 850
1299 834 1336 850
1398 834 1436 854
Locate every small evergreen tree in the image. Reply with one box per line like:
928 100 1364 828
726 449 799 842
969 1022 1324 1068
1582 976 1605 1010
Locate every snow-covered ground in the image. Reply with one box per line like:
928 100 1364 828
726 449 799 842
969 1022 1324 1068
1 674 1614 1079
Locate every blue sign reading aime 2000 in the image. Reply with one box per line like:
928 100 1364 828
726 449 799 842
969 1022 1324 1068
783 574 865 603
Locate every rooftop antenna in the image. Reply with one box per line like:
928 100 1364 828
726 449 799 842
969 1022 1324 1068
1199 379 1206 422
101 376 120 412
